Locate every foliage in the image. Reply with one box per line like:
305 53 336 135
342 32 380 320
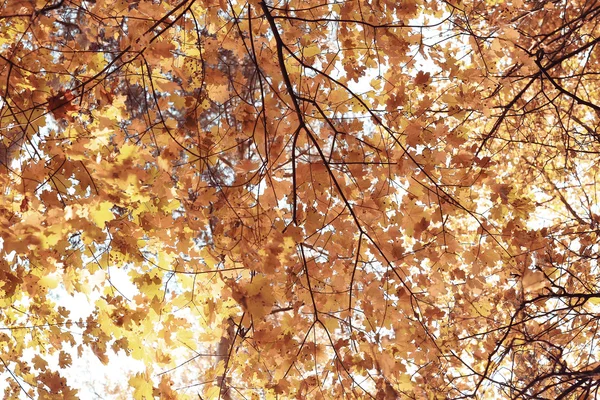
1 0 600 398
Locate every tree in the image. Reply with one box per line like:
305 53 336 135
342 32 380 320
0 0 599 398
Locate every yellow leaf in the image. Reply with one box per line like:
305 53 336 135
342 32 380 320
116 144 138 164
398 374 413 391
39 274 59 289
204 385 221 399
129 372 154 400
303 44 320 58
91 201 114 229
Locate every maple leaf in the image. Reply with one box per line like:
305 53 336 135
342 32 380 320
129 372 154 400
522 268 548 293
47 90 79 120
58 351 72 368
0 0 599 398
414 70 431 86
32 355 48 371
19 197 29 212
38 371 68 394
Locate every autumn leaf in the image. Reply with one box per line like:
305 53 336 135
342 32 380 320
522 268 548 293
129 372 154 400
19 196 29 212
58 351 72 368
32 354 48 371
47 90 79 120
0 0 599 398
413 70 431 86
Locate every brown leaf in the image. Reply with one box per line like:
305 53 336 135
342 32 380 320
47 90 78 120
414 70 431 86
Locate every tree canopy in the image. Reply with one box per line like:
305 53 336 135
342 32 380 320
1 0 600 398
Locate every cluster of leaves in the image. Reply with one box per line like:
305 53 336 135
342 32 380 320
0 0 599 398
